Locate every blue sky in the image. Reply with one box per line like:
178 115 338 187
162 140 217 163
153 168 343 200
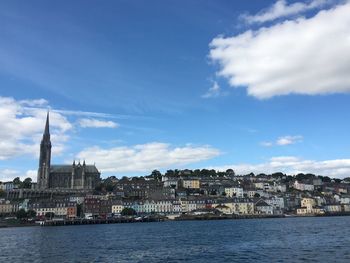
1 0 350 181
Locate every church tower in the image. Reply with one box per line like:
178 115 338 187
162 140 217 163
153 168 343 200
37 112 52 189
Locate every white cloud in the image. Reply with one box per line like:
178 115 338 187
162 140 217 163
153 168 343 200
276 135 303 145
78 118 119 128
25 170 38 182
242 0 329 24
19 98 49 107
202 81 224 98
0 169 37 182
0 96 72 160
210 2 350 99
76 142 221 173
0 96 122 160
209 156 350 178
261 135 303 147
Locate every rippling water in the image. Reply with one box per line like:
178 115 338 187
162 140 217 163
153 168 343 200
1 216 350 262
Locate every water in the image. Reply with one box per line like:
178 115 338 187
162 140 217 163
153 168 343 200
1 216 350 262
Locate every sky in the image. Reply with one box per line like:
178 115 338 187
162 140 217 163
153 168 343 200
1 0 350 181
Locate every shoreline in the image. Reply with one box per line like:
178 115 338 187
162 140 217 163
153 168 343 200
2 212 350 228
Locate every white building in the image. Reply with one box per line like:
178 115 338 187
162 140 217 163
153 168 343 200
294 181 314 191
255 200 273 214
266 197 285 209
340 196 350 204
225 187 244 198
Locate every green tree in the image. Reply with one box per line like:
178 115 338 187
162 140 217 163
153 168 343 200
27 210 36 218
217 172 226 177
13 177 22 186
151 170 162 181
16 209 27 219
193 169 201 177
0 189 6 198
320 176 331 183
77 204 82 217
121 207 136 216
22 177 32 189
226 169 235 176
165 170 175 176
254 193 260 198
105 185 113 192
271 172 284 178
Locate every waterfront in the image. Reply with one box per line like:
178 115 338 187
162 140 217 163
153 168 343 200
1 216 350 262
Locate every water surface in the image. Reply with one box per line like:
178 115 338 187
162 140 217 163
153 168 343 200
1 216 349 262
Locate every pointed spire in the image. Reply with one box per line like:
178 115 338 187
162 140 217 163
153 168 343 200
44 111 50 136
83 160 86 166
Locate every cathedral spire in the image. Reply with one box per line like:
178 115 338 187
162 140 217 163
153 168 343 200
37 111 52 189
44 111 50 137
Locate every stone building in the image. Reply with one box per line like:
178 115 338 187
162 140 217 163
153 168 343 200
37 112 100 190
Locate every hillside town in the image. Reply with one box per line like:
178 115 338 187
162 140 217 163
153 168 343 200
1 114 350 225
1 169 350 224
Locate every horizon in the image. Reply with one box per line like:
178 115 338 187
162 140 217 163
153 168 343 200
1 0 350 182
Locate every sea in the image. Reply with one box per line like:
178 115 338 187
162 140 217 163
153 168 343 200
1 216 349 262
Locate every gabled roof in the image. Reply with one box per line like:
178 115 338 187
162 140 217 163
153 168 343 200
50 164 99 174
255 200 271 207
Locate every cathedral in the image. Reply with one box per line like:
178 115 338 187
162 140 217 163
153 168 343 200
37 112 101 190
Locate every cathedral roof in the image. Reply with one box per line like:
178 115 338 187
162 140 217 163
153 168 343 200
50 164 100 174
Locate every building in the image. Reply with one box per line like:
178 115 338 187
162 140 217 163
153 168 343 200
215 204 231 214
2 182 15 192
323 204 342 213
265 197 285 210
297 198 324 215
111 201 124 214
224 187 243 198
213 199 255 215
0 200 18 215
37 112 100 190
255 200 273 215
294 181 314 192
29 201 77 218
182 179 200 189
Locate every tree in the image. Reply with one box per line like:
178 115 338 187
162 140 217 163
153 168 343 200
320 176 331 183
77 204 82 217
217 172 226 177
121 207 136 216
105 184 114 192
151 170 162 181
13 177 22 186
271 172 284 178
16 209 27 219
27 210 36 218
254 193 260 198
165 170 175 176
0 189 6 198
226 169 235 175
22 178 32 189
193 169 201 177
